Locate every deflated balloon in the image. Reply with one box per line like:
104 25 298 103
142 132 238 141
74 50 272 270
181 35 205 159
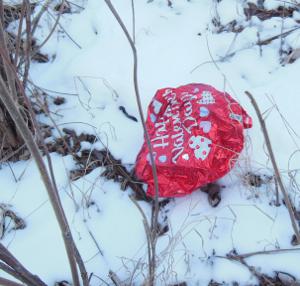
135 83 252 197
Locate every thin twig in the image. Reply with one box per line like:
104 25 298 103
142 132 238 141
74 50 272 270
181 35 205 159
130 196 153 276
103 1 160 284
31 0 52 36
0 67 81 286
108 270 122 286
33 1 64 52
46 8 82 49
88 229 104 257
245 91 300 244
233 247 300 259
191 26 300 74
13 1 26 67
274 176 280 206
0 144 26 163
131 0 135 44
257 26 300 46
279 3 285 57
217 253 276 285
0 20 17 100
23 0 32 88
2 7 88 284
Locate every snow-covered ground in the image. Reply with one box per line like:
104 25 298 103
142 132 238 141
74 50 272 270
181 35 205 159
2 0 300 285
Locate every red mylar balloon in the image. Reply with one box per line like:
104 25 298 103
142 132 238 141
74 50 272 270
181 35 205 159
135 83 252 198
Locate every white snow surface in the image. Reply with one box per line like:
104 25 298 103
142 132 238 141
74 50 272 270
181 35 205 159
2 0 300 285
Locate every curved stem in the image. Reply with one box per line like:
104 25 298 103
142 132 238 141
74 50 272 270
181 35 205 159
103 1 160 284
245 91 300 244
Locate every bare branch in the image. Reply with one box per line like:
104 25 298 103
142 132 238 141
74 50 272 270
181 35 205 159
0 19 17 100
0 66 81 286
0 277 24 286
22 0 32 88
0 243 46 286
13 1 26 67
245 91 300 244
131 0 135 44
103 1 160 284
231 247 300 259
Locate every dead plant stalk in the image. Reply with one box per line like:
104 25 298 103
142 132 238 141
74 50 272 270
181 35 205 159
0 2 89 285
103 0 160 285
245 91 300 244
0 277 24 286
0 30 80 286
0 243 46 286
0 74 82 286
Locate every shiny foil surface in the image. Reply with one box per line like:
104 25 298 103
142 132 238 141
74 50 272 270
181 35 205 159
135 83 252 197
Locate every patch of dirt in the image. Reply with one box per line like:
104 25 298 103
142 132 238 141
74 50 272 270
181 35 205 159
3 2 36 28
53 96 66 105
212 19 245 34
200 183 223 207
244 3 299 22
243 172 273 188
54 2 72 14
46 128 150 201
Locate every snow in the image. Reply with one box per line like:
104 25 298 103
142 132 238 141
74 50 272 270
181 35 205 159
2 0 300 285
263 0 297 10
216 0 245 25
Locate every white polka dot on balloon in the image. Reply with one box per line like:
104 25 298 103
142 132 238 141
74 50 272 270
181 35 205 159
182 154 189 160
